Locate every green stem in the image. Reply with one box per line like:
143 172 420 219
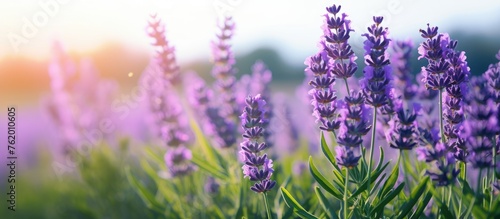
344 168 350 219
492 138 497 211
343 78 351 97
458 162 466 216
477 169 483 193
400 150 409 191
263 192 272 219
447 185 452 209
438 89 445 142
367 107 378 182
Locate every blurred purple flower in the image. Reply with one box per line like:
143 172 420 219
425 153 460 186
45 42 118 154
145 18 194 177
204 176 220 194
390 39 418 101
387 104 420 150
211 17 239 121
147 14 180 83
164 146 195 177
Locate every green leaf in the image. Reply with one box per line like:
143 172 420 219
309 157 343 200
398 177 429 219
280 187 318 219
439 203 455 219
350 162 389 199
314 186 337 219
409 192 432 219
380 161 399 198
235 183 246 219
370 183 405 216
320 132 340 172
144 147 164 165
125 167 164 213
375 146 385 172
189 118 227 168
191 154 229 181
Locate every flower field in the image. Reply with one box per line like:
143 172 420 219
1 1 500 218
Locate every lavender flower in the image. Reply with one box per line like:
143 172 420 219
306 51 340 133
185 73 236 149
390 40 418 101
322 4 358 81
272 95 299 155
250 61 274 147
361 16 392 109
45 42 117 154
463 77 498 166
335 146 361 169
387 104 420 150
425 153 460 186
147 14 180 83
485 50 500 105
240 95 276 193
417 25 465 185
335 91 372 168
204 177 220 194
145 17 194 177
212 17 239 121
206 108 237 148
418 25 452 91
164 146 195 177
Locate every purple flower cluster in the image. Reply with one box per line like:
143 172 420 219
212 17 239 121
487 53 500 101
186 73 237 148
240 95 276 193
305 4 360 134
387 104 420 150
336 91 372 168
361 16 393 109
461 57 500 168
322 5 358 81
250 61 274 147
45 42 117 154
146 16 194 177
306 51 340 133
390 40 418 101
416 128 460 186
417 25 470 185
147 14 180 83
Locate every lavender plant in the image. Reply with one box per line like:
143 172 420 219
240 94 276 217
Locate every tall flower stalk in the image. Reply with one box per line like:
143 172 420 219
146 15 194 177
323 5 358 95
361 16 392 194
212 17 239 122
240 95 276 218
418 25 465 197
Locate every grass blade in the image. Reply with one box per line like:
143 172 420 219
309 156 343 200
280 187 318 219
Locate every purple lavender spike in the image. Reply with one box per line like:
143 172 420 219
147 14 180 83
240 95 276 193
361 16 393 108
211 17 239 120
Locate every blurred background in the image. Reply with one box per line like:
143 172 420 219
2 0 500 106
0 0 500 216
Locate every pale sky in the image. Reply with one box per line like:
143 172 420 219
1 0 499 63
